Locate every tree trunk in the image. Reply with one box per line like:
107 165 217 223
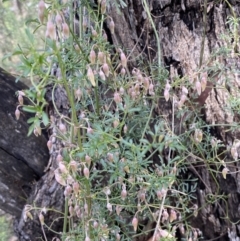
0 68 49 217
12 1 240 241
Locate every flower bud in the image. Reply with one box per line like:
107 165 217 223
18 95 23 105
59 123 67 133
113 119 119 128
70 160 77 172
57 154 63 162
47 140 52 150
120 67 126 76
162 209 169 222
87 127 93 134
116 205 122 216
120 51 127 68
114 92 122 104
169 209 177 222
195 80 201 95
99 70 106 81
55 14 62 26
107 202 112 212
98 51 105 64
59 162 68 174
84 167 90 179
132 217 138 232
73 182 80 194
109 18 115 34
222 167 229 179
116 233 121 241
87 66 96 87
101 0 106 14
89 49 96 64
91 27 98 37
182 86 188 95
39 213 44 225
62 22 69 38
93 221 98 228
75 88 82 101
123 125 128 134
46 21 56 40
121 189 127 200
15 108 20 120
107 152 114 162
102 63 109 77
38 0 45 23
194 129 203 143
85 236 90 241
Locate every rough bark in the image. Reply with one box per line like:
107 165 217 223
0 68 49 217
11 1 240 241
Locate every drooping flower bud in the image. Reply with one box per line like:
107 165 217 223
83 167 90 179
120 51 127 68
169 209 177 222
109 18 115 34
59 123 67 133
38 0 45 23
102 63 109 77
101 0 106 14
195 80 201 95
194 129 203 143
121 189 127 200
132 217 138 232
107 202 112 212
73 182 80 194
15 108 20 120
55 13 62 27
46 21 56 40
91 27 98 37
62 22 69 38
89 49 96 64
39 213 44 225
99 70 106 81
98 51 105 64
120 68 126 76
114 92 122 104
47 140 52 150
222 167 229 179
113 119 119 128
87 66 96 87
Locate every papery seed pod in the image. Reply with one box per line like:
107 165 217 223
195 80 201 95
109 18 115 34
47 140 52 150
46 21 55 40
73 182 80 194
75 88 82 101
107 152 114 162
222 167 229 179
15 108 20 120
59 123 67 133
18 95 23 105
85 155 91 166
113 119 119 128
132 217 138 232
137 73 143 83
114 92 122 104
116 205 122 216
68 205 74 217
98 51 105 64
102 63 109 77
39 213 44 225
143 77 150 90
194 129 203 143
101 0 106 14
116 233 121 241
91 27 98 37
87 127 93 134
120 51 127 68
89 49 96 64
99 70 106 81
121 189 127 200
70 160 77 172
107 202 112 212
84 167 89 179
59 162 68 174
164 89 170 101
62 22 69 38
162 209 169 222
231 146 238 160
93 221 98 228
119 87 124 95
55 13 62 26
64 185 72 197
87 66 96 87
123 125 128 134
182 86 188 95
169 209 177 222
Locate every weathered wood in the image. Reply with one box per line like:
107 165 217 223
0 68 49 217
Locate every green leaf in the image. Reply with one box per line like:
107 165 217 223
27 117 36 124
42 111 49 126
23 106 38 113
25 28 34 44
27 123 35 136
